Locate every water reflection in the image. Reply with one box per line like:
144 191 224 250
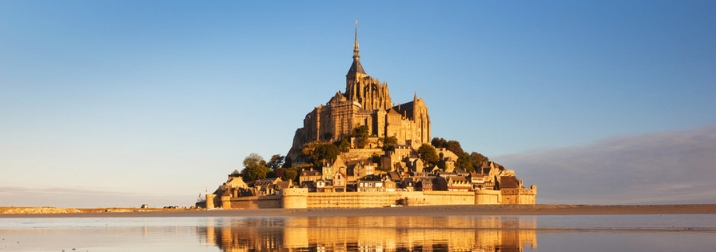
202 216 537 251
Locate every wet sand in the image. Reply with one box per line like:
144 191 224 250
2 204 715 218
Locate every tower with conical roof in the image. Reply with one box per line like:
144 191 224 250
346 25 365 79
345 24 392 111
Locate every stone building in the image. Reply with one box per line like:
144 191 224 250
288 28 431 160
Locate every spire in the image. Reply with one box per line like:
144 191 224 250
353 20 360 60
347 20 366 76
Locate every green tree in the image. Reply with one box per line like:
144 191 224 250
352 125 369 148
382 136 398 151
314 143 340 167
282 168 298 182
371 153 382 165
322 132 333 141
445 140 465 156
241 153 269 181
266 154 285 170
469 152 489 171
455 153 475 172
431 137 465 156
275 167 298 182
301 141 340 168
335 138 350 152
282 157 293 168
431 137 447 148
417 143 439 166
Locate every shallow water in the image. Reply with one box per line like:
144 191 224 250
1 214 714 251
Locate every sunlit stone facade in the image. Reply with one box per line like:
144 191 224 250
289 29 431 159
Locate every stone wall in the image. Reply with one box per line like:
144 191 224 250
400 191 475 206
343 148 384 161
282 188 309 209
283 190 486 209
306 192 400 208
227 187 536 209
474 190 501 204
206 194 216 209
218 195 282 209
501 185 537 205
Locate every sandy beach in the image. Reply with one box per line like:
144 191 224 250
2 204 715 218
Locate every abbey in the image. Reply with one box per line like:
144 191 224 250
200 29 537 210
289 29 431 159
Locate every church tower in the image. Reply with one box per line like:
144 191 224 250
345 24 392 111
346 25 367 98
288 24 430 160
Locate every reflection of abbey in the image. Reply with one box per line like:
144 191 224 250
288 28 430 158
201 28 536 209
202 216 537 252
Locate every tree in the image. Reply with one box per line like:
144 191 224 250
301 141 340 169
335 138 350 152
470 152 489 163
352 125 369 148
382 136 398 151
469 152 489 171
322 132 333 141
417 143 439 166
282 157 293 168
241 153 269 181
445 140 465 157
431 137 447 148
314 143 340 166
431 137 465 156
267 154 285 170
455 153 475 172
282 168 298 182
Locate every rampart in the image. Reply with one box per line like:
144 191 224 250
217 195 282 209
212 187 535 209
500 185 537 205
274 188 518 209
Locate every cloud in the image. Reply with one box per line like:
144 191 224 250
0 186 197 208
496 125 716 204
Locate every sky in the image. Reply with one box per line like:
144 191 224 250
1 1 715 207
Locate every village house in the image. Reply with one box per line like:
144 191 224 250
381 177 397 192
301 181 316 192
322 156 346 180
250 178 282 196
416 177 435 191
274 180 293 192
351 160 375 179
300 169 322 184
333 170 347 192
357 177 384 192
316 178 333 192
436 176 471 192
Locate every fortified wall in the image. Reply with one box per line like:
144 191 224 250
207 186 536 209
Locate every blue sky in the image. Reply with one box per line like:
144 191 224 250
1 1 715 207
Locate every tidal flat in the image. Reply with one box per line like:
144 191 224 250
1 205 715 251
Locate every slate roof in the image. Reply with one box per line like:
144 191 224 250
347 59 366 76
301 169 321 177
500 176 519 189
275 181 291 190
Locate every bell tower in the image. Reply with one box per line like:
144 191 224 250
346 21 366 103
344 21 392 111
